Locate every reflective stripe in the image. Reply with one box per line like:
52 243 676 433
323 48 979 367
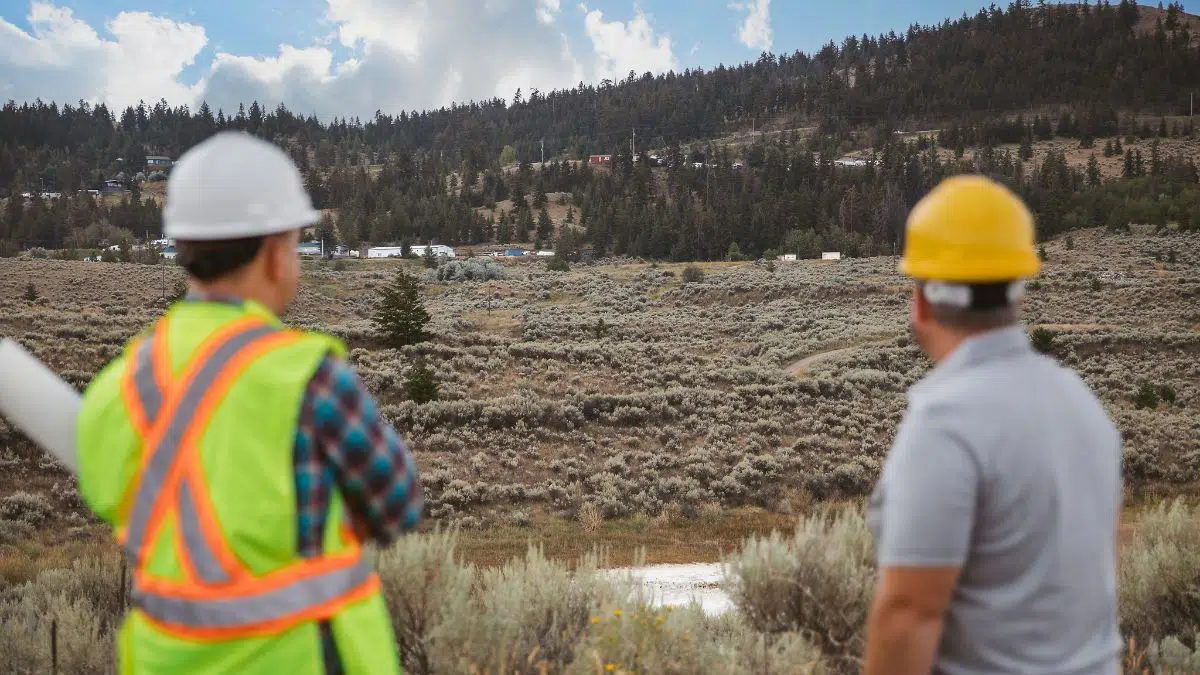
120 318 376 636
134 555 375 630
177 479 232 585
133 331 163 423
122 324 278 567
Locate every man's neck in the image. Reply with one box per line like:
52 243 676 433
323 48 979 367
189 280 276 314
927 326 994 364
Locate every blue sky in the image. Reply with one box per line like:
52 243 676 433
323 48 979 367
1 0 1195 119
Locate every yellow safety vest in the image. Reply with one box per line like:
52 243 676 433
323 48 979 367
77 299 401 674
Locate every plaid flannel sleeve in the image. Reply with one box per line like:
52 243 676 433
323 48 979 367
305 354 423 546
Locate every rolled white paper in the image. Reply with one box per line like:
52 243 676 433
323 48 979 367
0 338 81 473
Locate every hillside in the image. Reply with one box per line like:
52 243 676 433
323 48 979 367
4 1 1200 260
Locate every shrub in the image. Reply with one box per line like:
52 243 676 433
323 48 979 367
1091 278 1103 291
681 266 705 283
169 279 189 303
333 259 348 272
1066 235 1075 250
431 257 506 282
724 506 875 669
1030 327 1055 354
1120 499 1200 647
1158 385 1177 406
1132 383 1161 410
0 491 53 527
404 359 440 404
22 283 37 302
28 247 48 259
547 257 570 273
374 268 431 347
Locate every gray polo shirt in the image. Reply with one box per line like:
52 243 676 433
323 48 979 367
867 325 1123 675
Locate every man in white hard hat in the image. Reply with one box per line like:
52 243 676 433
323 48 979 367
75 131 420 674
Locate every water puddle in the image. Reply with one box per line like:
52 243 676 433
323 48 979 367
602 563 732 616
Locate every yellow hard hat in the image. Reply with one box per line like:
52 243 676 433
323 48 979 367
898 175 1041 283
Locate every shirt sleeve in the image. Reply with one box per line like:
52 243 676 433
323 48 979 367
307 354 423 546
877 403 980 568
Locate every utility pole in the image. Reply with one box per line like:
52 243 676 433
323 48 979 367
540 138 545 165
632 128 636 159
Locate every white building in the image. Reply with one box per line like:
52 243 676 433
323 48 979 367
821 252 842 261
366 244 457 259
777 254 798 262
366 246 406 259
411 244 456 258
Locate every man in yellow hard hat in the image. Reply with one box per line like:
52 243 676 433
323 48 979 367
74 131 421 674
863 175 1123 675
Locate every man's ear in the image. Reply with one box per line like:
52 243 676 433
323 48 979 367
912 284 931 324
262 232 293 282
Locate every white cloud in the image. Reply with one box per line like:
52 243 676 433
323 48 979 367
0 0 678 120
0 2 205 108
583 6 677 83
731 0 771 52
536 0 561 24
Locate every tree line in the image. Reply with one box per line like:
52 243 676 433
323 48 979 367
1 0 1198 257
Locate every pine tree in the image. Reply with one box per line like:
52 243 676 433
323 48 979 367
1086 154 1102 187
535 208 553 248
518 207 535 243
1123 149 1136 178
23 283 38 302
403 358 440 404
373 268 431 348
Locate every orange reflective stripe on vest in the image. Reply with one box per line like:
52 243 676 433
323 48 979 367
118 316 378 640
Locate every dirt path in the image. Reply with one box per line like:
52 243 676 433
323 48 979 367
785 339 895 377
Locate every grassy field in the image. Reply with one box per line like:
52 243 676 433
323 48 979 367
0 225 1198 671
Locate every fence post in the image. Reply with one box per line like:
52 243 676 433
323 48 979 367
120 556 127 611
51 617 58 675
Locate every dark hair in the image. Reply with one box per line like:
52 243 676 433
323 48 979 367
175 237 264 281
918 281 1021 331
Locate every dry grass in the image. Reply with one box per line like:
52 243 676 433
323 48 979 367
447 508 795 570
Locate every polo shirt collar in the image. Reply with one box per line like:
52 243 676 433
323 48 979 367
910 325 1031 397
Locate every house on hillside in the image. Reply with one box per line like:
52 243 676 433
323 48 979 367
102 180 128 193
821 252 842 261
296 241 322 256
588 155 612 165
778 254 798 262
145 156 174 169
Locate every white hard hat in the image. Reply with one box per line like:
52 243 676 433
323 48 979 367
164 131 319 241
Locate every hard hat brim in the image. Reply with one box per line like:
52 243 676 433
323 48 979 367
164 208 321 242
898 254 1041 283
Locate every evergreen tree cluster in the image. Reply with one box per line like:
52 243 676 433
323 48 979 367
2 1 1199 257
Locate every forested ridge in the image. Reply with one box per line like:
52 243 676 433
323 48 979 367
2 0 1199 260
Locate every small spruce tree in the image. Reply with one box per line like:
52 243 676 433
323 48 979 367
1030 328 1055 354
23 283 38 302
403 358 440 404
373 268 431 348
